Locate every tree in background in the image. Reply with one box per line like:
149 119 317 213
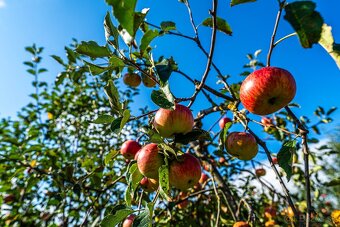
0 0 340 226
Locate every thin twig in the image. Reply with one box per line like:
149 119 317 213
211 176 221 227
285 106 312 227
266 0 286 66
188 0 218 108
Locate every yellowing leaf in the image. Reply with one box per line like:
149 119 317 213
30 160 37 168
319 24 340 70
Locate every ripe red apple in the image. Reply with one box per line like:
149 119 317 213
272 157 278 165
169 153 201 191
177 192 189 209
177 199 189 209
137 143 164 179
264 206 277 219
255 168 266 177
123 73 141 87
240 67 296 115
199 172 209 184
140 177 159 193
219 117 232 129
122 214 135 227
153 104 194 138
142 73 157 87
219 157 226 164
233 221 250 227
120 140 141 160
226 132 258 160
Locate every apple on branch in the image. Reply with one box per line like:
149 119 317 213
169 153 201 191
240 67 296 115
120 140 141 160
137 143 164 179
123 73 141 88
226 132 258 160
122 214 135 227
153 104 194 138
139 177 159 193
219 117 232 129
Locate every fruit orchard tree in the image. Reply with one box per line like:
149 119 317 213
0 0 340 227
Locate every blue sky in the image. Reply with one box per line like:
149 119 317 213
0 0 339 148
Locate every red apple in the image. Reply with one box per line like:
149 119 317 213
122 214 135 227
219 117 232 129
255 168 266 177
3 194 15 203
199 173 209 184
233 221 250 227
219 157 226 164
142 73 157 87
177 199 189 209
226 132 258 160
169 153 201 191
240 67 296 115
137 144 164 179
123 73 141 87
140 177 159 193
153 104 194 138
272 157 278 165
265 206 277 219
120 140 141 160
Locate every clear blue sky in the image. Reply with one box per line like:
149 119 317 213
0 0 339 146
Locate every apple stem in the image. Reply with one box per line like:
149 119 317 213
266 0 286 67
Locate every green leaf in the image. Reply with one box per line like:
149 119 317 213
55 72 68 86
109 55 125 68
140 29 159 53
284 1 323 48
76 41 111 58
51 55 66 66
174 129 212 144
27 69 36 75
155 59 173 85
219 122 232 152
151 90 174 109
202 17 232 36
65 47 77 63
319 24 340 69
104 80 122 115
106 0 137 37
92 115 115 124
324 178 340 187
38 68 48 74
104 150 119 166
100 205 134 227
326 107 337 116
230 0 256 7
104 12 120 49
84 61 109 75
158 164 170 200
277 140 296 182
133 210 151 227
110 117 123 133
129 163 143 193
160 21 176 32
120 109 131 131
